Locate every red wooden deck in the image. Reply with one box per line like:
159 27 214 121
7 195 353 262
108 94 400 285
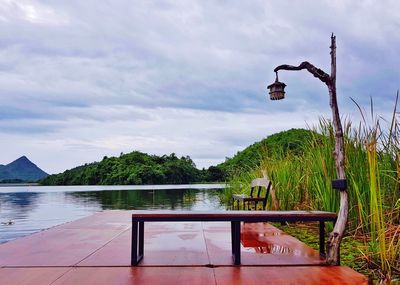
0 210 368 284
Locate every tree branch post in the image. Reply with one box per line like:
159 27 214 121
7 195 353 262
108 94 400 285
272 34 348 265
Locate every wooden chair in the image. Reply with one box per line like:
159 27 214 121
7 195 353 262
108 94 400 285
232 178 272 210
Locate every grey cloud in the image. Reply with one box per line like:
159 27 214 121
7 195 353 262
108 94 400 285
0 120 59 134
0 0 399 172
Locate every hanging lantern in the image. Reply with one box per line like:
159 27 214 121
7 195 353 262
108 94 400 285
267 72 286 100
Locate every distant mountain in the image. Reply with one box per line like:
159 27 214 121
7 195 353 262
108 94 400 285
0 156 48 182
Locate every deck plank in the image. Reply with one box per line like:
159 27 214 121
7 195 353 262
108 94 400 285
78 223 210 266
213 266 368 285
56 210 131 230
0 210 367 284
0 228 125 266
0 267 71 285
51 267 215 285
203 222 324 266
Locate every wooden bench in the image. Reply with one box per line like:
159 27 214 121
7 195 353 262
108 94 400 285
131 210 337 266
232 178 272 210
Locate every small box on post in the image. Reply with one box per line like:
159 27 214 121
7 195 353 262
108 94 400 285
332 179 347 191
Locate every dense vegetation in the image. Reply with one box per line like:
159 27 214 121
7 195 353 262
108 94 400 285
40 151 224 185
225 98 399 282
217 128 318 174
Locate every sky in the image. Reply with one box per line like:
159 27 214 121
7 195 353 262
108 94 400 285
0 0 399 174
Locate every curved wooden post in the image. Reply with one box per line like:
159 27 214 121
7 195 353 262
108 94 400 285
273 34 348 265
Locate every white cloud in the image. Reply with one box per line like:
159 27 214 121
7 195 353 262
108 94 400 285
0 0 69 25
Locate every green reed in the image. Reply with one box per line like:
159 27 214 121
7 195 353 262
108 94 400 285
226 94 399 281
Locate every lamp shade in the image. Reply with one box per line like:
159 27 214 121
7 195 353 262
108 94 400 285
267 79 286 100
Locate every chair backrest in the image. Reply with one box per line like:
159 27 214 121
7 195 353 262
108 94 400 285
250 178 272 209
251 178 270 188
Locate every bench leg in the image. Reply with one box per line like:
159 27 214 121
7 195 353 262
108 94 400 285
319 221 325 257
231 221 241 265
231 221 235 254
131 220 144 266
139 221 144 257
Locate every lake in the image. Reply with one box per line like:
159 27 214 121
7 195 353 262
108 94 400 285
0 184 226 244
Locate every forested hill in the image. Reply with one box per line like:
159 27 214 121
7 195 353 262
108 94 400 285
217 128 317 174
40 128 316 185
40 151 223 185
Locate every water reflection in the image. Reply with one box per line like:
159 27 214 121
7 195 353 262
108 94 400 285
253 244 294 254
0 192 41 219
241 225 319 258
66 189 223 210
0 187 224 244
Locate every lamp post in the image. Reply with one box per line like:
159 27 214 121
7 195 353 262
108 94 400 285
267 34 348 265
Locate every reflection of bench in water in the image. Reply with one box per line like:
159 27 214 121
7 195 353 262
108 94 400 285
131 210 337 266
232 178 272 210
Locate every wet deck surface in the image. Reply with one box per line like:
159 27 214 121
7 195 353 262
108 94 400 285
0 210 368 284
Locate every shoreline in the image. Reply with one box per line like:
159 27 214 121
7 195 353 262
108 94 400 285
0 183 226 193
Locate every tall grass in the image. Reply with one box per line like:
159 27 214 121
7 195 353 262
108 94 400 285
261 154 305 210
226 94 400 281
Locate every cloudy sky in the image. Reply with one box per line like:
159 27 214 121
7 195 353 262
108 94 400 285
0 0 399 174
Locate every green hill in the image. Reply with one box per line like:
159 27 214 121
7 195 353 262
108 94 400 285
218 128 317 174
40 151 215 185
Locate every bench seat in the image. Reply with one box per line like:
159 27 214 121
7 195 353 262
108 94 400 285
131 210 337 266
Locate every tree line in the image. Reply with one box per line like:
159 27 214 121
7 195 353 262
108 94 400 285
40 151 226 185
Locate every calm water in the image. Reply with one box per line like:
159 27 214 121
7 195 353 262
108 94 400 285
0 184 226 244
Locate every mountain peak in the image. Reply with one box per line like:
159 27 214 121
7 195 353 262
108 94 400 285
0 156 48 182
10 156 35 167
15 155 30 162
